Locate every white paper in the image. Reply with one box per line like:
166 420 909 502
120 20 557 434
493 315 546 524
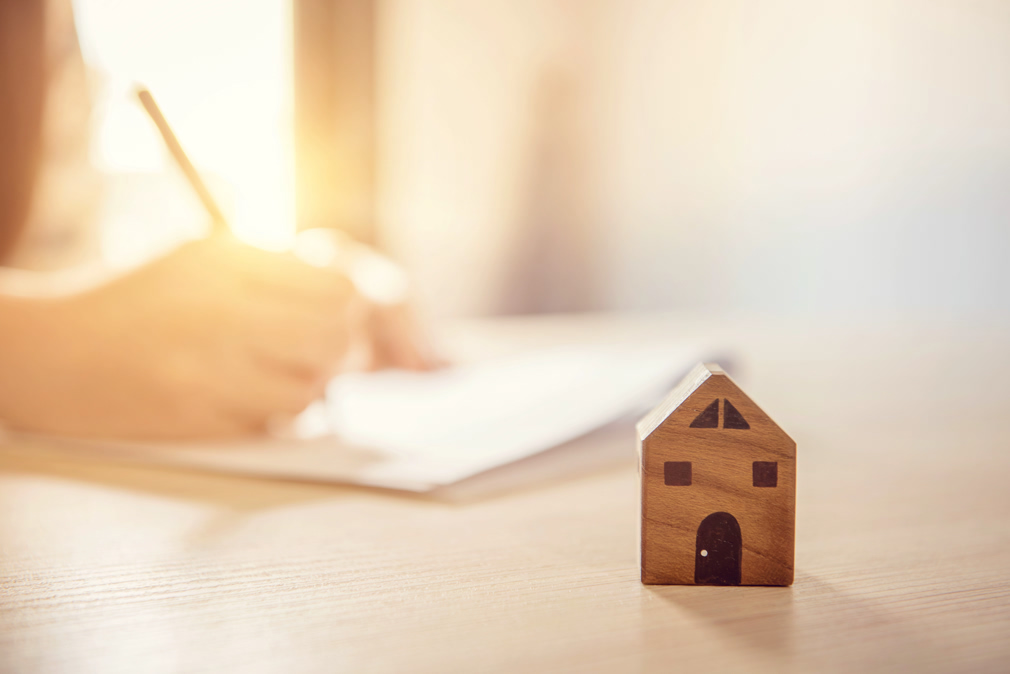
32 343 708 491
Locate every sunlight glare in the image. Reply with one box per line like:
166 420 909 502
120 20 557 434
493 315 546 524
74 0 296 252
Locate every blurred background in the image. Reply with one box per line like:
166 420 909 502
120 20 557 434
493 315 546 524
71 0 1010 320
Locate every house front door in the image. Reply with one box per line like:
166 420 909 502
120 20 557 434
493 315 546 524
694 512 742 585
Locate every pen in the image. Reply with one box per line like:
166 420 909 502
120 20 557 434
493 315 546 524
136 84 409 306
135 86 230 235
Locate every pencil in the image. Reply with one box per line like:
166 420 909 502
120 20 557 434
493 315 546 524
135 86 230 234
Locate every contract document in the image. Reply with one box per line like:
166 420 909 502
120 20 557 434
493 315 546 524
32 343 710 492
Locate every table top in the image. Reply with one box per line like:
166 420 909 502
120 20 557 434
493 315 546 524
2 314 1009 673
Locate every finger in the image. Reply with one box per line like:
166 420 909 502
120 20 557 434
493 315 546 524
149 358 271 439
144 402 266 440
187 409 267 439
214 352 324 420
236 247 354 307
366 304 441 371
239 298 353 374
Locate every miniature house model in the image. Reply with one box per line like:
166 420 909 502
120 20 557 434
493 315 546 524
638 363 795 586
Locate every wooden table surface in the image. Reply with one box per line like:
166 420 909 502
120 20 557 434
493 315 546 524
1 314 1009 674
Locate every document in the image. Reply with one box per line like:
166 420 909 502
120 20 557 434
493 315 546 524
44 343 710 492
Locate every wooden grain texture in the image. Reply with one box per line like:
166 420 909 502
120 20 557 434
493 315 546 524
639 363 795 585
1 315 1009 674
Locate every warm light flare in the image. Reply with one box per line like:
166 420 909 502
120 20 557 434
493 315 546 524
76 0 295 254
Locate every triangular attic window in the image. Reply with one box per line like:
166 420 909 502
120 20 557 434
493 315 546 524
724 399 750 429
689 399 719 428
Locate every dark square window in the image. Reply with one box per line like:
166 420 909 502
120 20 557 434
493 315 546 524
664 461 692 486
753 461 778 487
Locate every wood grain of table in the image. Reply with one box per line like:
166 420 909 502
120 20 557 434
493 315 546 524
1 315 1008 673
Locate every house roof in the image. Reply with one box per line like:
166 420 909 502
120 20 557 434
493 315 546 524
636 362 725 439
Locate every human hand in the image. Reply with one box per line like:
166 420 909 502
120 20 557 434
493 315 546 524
355 300 444 372
291 227 443 373
0 234 358 439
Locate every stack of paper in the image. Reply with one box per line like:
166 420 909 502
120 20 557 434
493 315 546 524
46 343 708 492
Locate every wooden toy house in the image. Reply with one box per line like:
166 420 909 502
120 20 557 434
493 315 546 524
637 363 795 585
